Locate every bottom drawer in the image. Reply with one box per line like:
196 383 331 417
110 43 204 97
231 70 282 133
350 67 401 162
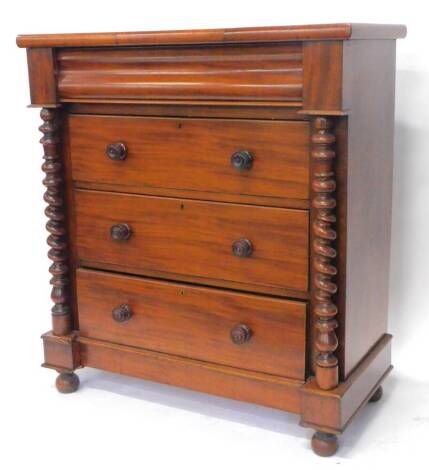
76 269 307 380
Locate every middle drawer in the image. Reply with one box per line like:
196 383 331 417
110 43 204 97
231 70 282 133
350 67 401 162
74 190 309 293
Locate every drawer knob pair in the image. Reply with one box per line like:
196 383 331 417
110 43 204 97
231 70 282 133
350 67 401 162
111 305 251 347
112 304 132 323
111 223 132 241
230 324 252 344
106 142 128 161
106 144 252 170
231 150 253 171
110 223 252 259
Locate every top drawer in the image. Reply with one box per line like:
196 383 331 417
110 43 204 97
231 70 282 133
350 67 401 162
68 115 309 200
57 44 303 102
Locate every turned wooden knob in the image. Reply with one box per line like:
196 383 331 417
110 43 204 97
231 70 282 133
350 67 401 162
112 304 132 323
232 239 253 257
231 150 253 171
106 142 127 161
230 324 252 344
110 223 132 241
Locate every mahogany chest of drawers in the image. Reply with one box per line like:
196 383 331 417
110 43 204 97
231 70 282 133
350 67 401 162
17 23 406 456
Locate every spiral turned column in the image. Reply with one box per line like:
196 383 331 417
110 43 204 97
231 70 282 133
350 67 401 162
39 108 71 336
311 117 338 390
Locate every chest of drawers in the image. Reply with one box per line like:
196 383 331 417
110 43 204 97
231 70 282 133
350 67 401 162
17 23 406 456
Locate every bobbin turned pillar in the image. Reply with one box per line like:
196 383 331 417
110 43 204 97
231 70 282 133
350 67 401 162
40 108 72 336
39 107 79 392
309 116 339 455
311 116 339 390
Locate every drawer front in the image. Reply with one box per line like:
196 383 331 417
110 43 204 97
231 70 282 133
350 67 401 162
77 269 307 379
58 44 303 102
75 190 309 292
69 115 309 201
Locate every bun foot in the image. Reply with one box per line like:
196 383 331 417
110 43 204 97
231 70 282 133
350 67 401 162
311 431 338 457
56 372 80 394
369 385 383 403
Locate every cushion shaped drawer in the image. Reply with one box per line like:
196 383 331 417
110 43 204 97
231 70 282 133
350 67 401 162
57 43 303 102
76 269 307 379
68 115 309 201
74 189 309 293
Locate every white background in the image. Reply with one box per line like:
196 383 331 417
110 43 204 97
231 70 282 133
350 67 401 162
1 1 428 468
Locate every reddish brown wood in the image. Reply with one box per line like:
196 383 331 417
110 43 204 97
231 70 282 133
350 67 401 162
300 334 392 433
41 331 80 372
303 42 343 110
56 372 80 393
329 117 348 380
18 24 406 457
340 40 398 377
56 44 303 102
68 115 310 201
40 108 72 336
79 336 303 413
311 432 338 457
26 48 57 105
310 117 338 390
68 102 305 120
74 190 309 293
77 260 309 300
74 180 310 210
16 23 406 48
307 118 347 378
60 110 81 332
77 269 307 379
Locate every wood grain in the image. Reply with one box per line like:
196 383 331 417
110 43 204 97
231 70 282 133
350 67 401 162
67 102 305 119
75 260 310 300
57 44 302 102
16 23 407 48
300 334 392 432
18 23 406 455
303 42 343 110
77 269 307 379
74 181 310 210
310 117 339 390
74 190 309 293
39 108 72 336
341 40 397 377
26 48 57 105
69 115 309 201
79 336 303 412
41 331 80 372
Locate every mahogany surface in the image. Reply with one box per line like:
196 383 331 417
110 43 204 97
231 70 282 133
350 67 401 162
340 39 397 376
18 23 406 457
74 189 309 293
57 44 303 102
68 114 310 200
77 268 307 379
16 23 406 48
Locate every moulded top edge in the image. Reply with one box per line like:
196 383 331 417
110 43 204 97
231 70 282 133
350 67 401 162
16 23 407 48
